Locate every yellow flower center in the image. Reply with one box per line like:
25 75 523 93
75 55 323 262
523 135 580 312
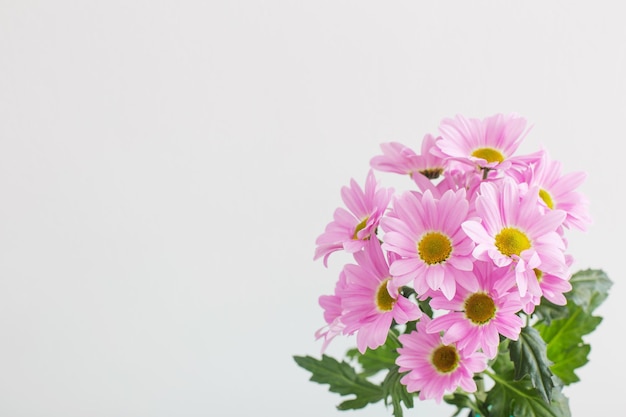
431 345 459 373
417 232 452 265
471 147 505 164
494 227 531 257
352 217 369 240
375 279 395 312
539 188 555 209
464 293 496 325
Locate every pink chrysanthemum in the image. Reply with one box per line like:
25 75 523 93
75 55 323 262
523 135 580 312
426 261 524 359
314 170 393 266
370 134 445 180
339 239 422 353
370 142 421 175
524 150 592 231
315 271 348 352
381 188 477 300
396 316 488 403
462 179 568 298
411 166 486 209
521 255 574 314
435 113 530 173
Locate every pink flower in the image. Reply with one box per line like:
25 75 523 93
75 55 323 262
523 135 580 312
314 170 393 266
411 167 485 207
381 188 477 300
396 317 488 403
370 134 445 180
523 150 592 231
521 255 574 314
370 142 421 175
462 179 568 298
315 271 348 352
436 113 531 173
426 261 524 359
339 239 422 353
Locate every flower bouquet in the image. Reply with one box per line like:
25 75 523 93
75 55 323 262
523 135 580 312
294 113 612 417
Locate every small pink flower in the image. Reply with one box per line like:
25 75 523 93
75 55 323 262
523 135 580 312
370 142 421 175
381 188 477 300
411 167 485 207
370 134 445 180
339 239 421 353
523 150 592 231
315 271 348 352
314 170 393 266
462 179 568 298
436 113 531 173
396 317 488 403
521 255 574 314
426 261 524 359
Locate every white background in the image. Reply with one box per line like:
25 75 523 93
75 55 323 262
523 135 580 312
1 1 624 416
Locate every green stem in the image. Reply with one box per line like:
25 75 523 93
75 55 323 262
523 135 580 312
475 373 487 403
387 330 401 346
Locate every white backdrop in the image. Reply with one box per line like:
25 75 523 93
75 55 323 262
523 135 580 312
1 1 624 416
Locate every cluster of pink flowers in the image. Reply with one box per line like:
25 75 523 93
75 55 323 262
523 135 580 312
313 113 590 403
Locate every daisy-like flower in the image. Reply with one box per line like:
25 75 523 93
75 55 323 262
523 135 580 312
435 113 530 173
396 316 488 403
462 179 568 298
521 255 574 314
370 142 421 175
314 170 393 266
523 150 592 231
370 134 446 180
381 188 477 300
315 271 348 352
412 166 486 208
426 261 524 359
339 239 421 353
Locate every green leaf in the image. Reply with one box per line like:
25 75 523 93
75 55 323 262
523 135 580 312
485 348 570 416
534 301 602 385
486 369 570 417
548 343 590 384
381 366 414 417
293 354 384 410
534 302 602 385
567 269 612 314
510 385 571 417
418 296 434 318
444 391 485 417
509 327 554 403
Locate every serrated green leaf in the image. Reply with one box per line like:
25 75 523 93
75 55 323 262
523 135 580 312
509 327 554 402
534 302 602 385
486 369 570 417
293 355 384 409
510 385 571 417
567 269 612 314
381 366 414 417
548 343 590 384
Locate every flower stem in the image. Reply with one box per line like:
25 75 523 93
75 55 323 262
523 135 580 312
475 373 487 403
387 330 401 346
